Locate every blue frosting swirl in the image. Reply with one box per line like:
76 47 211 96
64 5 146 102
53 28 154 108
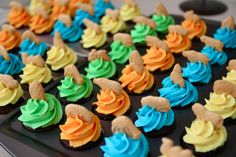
201 46 227 65
214 27 236 48
19 38 48 56
0 53 24 75
95 0 114 18
101 132 149 157
182 61 212 84
135 105 175 132
74 9 99 27
158 77 198 107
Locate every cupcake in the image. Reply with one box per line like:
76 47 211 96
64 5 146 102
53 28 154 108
0 24 21 51
52 14 83 42
20 30 48 57
69 0 91 16
119 0 141 22
119 50 154 94
181 10 207 39
94 0 114 19
0 74 23 114
59 104 103 150
182 50 212 84
151 2 175 34
109 33 135 64
101 9 126 34
182 103 227 156
93 78 130 120
8 1 31 28
223 59 236 84
200 35 227 65
85 49 116 79
135 96 175 137
131 16 157 45
57 64 93 104
164 25 191 54
29 0 51 15
0 46 24 76
214 16 236 48
51 0 71 21
142 36 175 71
81 19 107 49
158 64 198 109
29 7 54 34
101 116 149 157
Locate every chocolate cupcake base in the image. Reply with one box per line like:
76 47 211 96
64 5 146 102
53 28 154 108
0 98 24 114
125 83 156 96
224 117 236 126
172 103 194 110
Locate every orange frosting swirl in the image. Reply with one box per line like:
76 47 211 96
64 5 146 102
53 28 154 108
182 19 207 39
142 46 175 71
119 65 154 94
0 29 21 51
60 114 101 148
93 89 130 116
69 0 91 15
164 33 192 53
8 7 31 28
51 3 71 20
29 15 54 34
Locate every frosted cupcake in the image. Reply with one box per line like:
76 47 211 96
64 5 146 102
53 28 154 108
93 78 130 120
120 0 141 22
51 0 71 21
223 59 236 84
94 0 114 18
101 116 149 157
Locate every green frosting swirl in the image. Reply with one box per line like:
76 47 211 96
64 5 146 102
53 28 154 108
18 94 63 129
57 75 93 102
131 24 157 44
109 41 135 64
85 58 116 79
152 15 175 34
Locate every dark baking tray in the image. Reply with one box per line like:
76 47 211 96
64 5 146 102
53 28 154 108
0 15 236 157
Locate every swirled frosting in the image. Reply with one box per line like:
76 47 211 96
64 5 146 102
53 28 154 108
135 105 175 132
51 3 71 20
223 70 236 84
0 82 23 107
46 45 77 71
74 10 98 27
0 54 24 75
109 41 135 64
101 15 126 34
183 119 227 152
20 38 48 56
29 15 54 34
0 29 21 51
152 15 175 34
18 94 63 129
182 61 212 84
8 6 31 28
119 65 154 94
205 92 236 119
95 0 114 18
158 77 198 108
57 76 93 102
120 3 141 21
69 0 91 15
101 132 149 157
214 27 236 48
60 114 101 148
201 46 227 65
85 58 116 79
142 46 175 71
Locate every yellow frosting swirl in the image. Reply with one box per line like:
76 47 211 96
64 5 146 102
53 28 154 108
101 15 126 34
120 4 141 21
46 46 77 71
29 0 51 15
0 82 23 107
223 70 236 84
183 119 227 153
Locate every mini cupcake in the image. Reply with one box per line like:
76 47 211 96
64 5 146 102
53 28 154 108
94 0 114 19
52 14 83 42
181 10 207 39
57 64 93 104
0 46 24 76
85 49 116 79
142 36 175 71
101 9 126 34
20 30 48 57
51 0 71 21
131 16 157 45
223 59 236 84
182 50 212 84
151 2 175 34
119 0 141 22
158 64 198 109
135 96 175 137
101 116 149 156
81 19 107 49
0 24 21 51
214 16 236 48
69 0 91 16
119 51 154 94
93 78 130 120
164 25 191 54
60 104 103 150
29 0 51 15
0 74 23 114
182 103 227 156
200 35 227 65
109 33 135 64
8 1 31 28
